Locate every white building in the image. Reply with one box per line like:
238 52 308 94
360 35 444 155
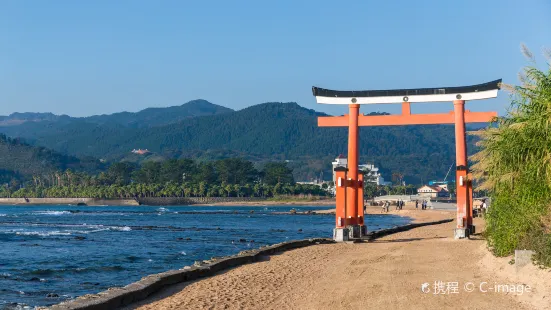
331 154 348 183
331 155 391 186
359 163 392 186
417 185 449 198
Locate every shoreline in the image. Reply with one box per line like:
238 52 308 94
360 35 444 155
0 197 336 207
48 209 447 310
127 210 549 310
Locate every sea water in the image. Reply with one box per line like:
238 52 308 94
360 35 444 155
0 205 411 308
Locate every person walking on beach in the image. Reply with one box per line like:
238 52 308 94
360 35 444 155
415 200 419 209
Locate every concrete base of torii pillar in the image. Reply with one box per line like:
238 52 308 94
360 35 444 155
453 228 469 239
333 226 364 242
333 227 350 242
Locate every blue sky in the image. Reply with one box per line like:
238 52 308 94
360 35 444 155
0 0 549 117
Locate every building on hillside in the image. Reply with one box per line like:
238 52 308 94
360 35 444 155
131 148 150 155
331 155 391 186
417 185 449 198
359 163 392 186
331 154 347 183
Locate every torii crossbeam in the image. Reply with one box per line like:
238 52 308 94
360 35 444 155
313 79 501 241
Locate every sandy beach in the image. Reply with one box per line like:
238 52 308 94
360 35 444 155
123 207 551 310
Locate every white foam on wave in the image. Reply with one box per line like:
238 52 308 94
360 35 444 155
16 231 72 237
157 207 169 212
70 228 110 234
0 213 7 217
33 211 71 216
110 226 132 232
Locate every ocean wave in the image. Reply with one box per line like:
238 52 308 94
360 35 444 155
110 226 131 232
0 214 7 217
32 211 72 216
0 222 226 234
15 231 72 237
1 225 131 236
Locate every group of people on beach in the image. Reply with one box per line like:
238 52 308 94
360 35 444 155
377 198 432 213
415 200 428 210
396 199 404 210
379 199 405 213
381 201 391 213
474 199 488 217
415 200 430 210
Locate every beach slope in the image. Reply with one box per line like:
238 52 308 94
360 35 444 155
127 209 546 310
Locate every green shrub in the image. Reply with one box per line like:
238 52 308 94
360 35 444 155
471 45 551 266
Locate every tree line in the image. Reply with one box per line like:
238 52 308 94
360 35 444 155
0 158 328 199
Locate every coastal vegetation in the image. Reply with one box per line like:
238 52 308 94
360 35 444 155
0 158 328 199
472 46 551 266
363 182 419 198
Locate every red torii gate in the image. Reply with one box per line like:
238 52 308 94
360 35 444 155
312 79 501 241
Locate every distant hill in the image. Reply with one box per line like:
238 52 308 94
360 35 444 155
0 112 70 126
83 99 234 128
0 101 485 184
0 99 233 129
0 134 104 183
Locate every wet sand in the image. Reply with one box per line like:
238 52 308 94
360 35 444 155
127 208 550 310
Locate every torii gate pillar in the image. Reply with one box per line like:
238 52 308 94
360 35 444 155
346 104 363 237
453 100 474 238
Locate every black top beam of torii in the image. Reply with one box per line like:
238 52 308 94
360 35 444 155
312 79 502 105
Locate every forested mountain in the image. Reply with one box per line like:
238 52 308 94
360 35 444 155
83 99 233 127
0 99 233 129
0 112 70 126
0 134 104 185
0 101 484 184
